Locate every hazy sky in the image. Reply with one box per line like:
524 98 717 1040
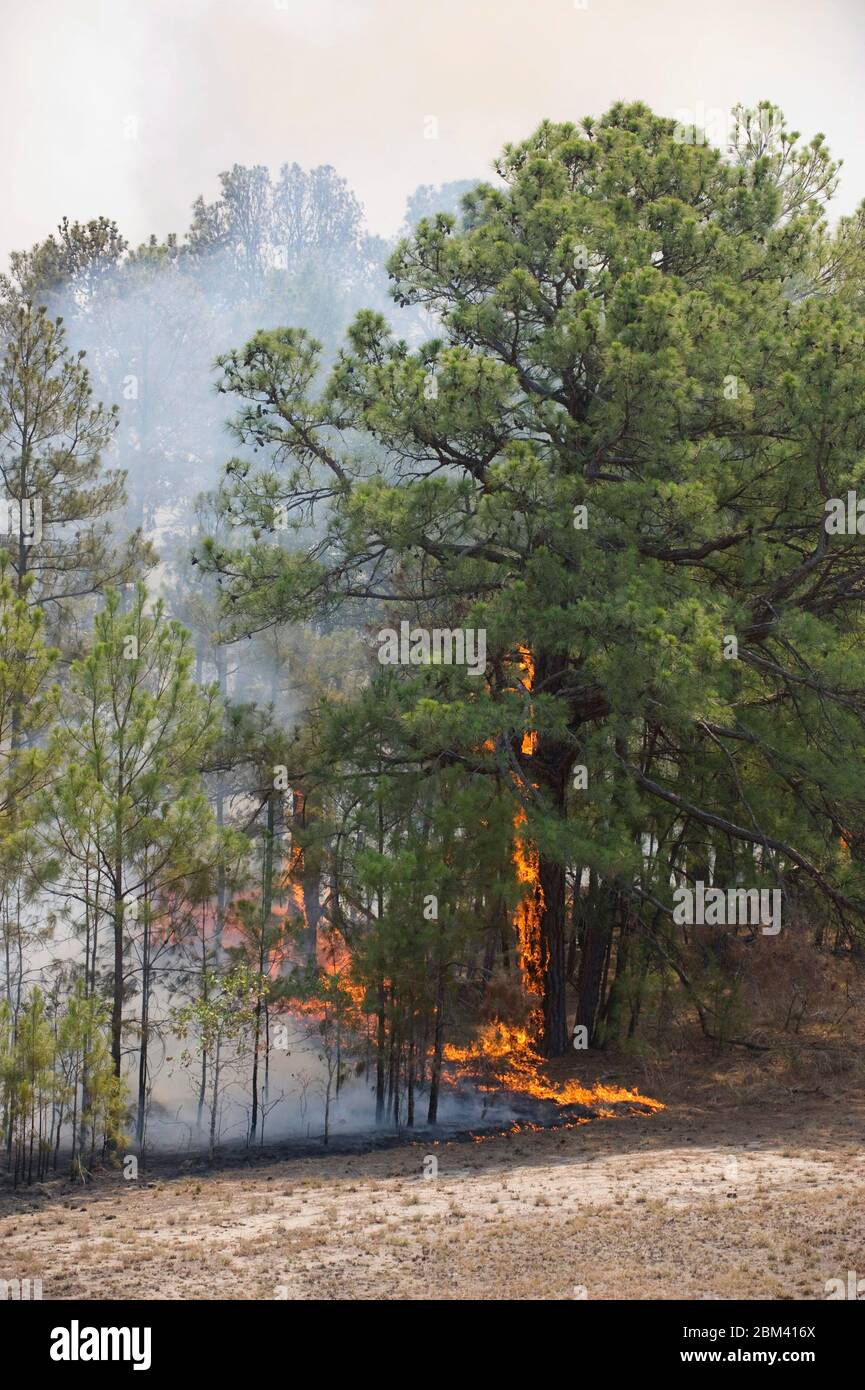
2 0 864 262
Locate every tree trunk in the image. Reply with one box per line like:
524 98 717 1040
135 906 150 1149
290 788 320 964
600 902 634 1046
538 852 568 1056
534 740 570 1058
375 979 386 1124
111 880 123 1078
209 1038 221 1164
427 940 446 1125
575 874 611 1046
250 795 275 1142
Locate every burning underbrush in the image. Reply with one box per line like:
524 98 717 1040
441 1021 664 1133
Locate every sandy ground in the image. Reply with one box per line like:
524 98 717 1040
2 1091 864 1300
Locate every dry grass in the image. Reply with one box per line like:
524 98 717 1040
5 953 865 1301
2 1084 864 1299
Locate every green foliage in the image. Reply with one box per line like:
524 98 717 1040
6 103 865 1156
0 984 125 1185
42 583 224 1076
172 964 262 1158
205 101 865 1057
0 299 151 639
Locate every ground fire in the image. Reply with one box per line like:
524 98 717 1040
247 650 664 1133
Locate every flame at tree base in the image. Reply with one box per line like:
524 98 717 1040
444 1022 664 1113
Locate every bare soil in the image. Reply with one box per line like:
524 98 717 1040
2 1072 863 1300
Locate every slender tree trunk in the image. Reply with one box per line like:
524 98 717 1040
214 645 228 957
427 935 446 1125
599 903 628 1045
374 981 386 1124
111 879 123 1078
136 891 150 1149
574 872 610 1046
250 796 275 1142
197 926 208 1133
209 1037 221 1164
534 754 569 1057
406 994 415 1129
387 1013 399 1122
539 852 568 1056
374 786 386 1124
290 789 321 965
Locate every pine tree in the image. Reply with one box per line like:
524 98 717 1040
43 584 222 1092
0 299 151 640
204 101 865 1056
0 561 57 1018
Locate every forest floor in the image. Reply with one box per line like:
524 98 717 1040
2 1046 864 1299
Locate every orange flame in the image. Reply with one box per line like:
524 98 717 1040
512 646 543 1019
513 808 544 1001
445 1022 664 1111
517 645 538 755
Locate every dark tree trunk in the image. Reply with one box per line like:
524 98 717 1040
532 709 570 1057
406 994 415 1128
214 645 228 958
575 874 611 1046
111 875 123 1079
135 901 150 1149
481 925 497 982
601 902 634 1046
538 853 568 1056
374 978 386 1124
389 1009 404 1128
290 788 321 964
250 794 275 1142
427 947 446 1125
